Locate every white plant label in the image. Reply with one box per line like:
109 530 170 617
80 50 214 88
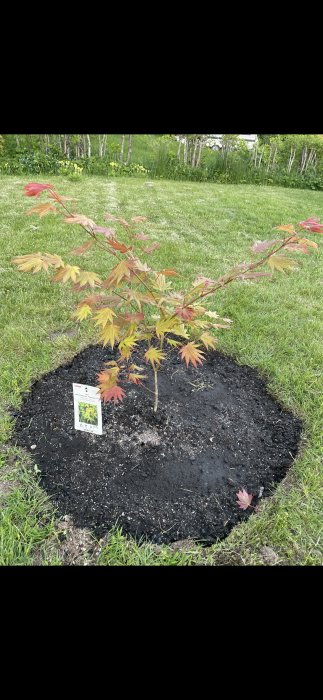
73 383 103 435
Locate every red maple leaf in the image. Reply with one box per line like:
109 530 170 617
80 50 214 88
135 232 150 241
298 217 323 233
194 275 216 288
101 386 126 405
175 306 195 321
24 182 53 197
122 312 145 322
143 243 161 254
93 226 116 238
179 342 205 368
236 489 253 510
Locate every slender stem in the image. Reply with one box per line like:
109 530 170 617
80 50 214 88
129 266 166 317
153 365 159 413
50 188 165 317
49 188 117 256
177 234 297 315
48 187 141 311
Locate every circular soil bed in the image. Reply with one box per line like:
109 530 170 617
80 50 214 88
12 345 302 545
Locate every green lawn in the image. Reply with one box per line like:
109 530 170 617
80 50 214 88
0 175 322 566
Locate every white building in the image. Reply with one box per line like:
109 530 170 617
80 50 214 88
205 134 257 150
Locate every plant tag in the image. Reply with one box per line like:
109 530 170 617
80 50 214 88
73 383 102 435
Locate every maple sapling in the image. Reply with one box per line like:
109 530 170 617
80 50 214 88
12 183 322 413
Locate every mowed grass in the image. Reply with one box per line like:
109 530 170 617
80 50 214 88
0 175 322 566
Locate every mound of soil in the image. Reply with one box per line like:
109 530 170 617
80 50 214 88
12 344 302 544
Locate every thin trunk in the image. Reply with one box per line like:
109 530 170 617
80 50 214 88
177 139 182 159
120 134 125 162
125 134 133 165
188 139 193 165
299 146 307 173
196 138 203 167
98 135 107 158
183 137 188 165
153 367 159 413
63 134 70 157
15 135 20 148
266 144 273 172
192 138 198 167
86 134 92 158
287 147 296 173
306 148 316 171
102 134 108 157
311 151 317 170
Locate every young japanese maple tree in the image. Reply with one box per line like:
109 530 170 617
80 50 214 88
12 182 321 412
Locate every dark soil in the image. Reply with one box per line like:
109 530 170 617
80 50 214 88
12 344 302 545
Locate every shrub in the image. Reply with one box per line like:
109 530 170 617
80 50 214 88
12 183 322 413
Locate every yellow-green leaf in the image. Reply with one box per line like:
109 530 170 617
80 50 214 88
152 274 171 292
94 307 117 328
77 271 102 288
155 316 178 338
73 304 92 321
267 255 298 272
166 338 181 347
171 323 190 339
144 347 166 367
12 253 46 273
98 323 120 349
52 264 80 283
119 335 138 358
199 332 217 350
104 260 131 287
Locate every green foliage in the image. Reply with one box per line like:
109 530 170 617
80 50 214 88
2 134 323 191
79 402 98 425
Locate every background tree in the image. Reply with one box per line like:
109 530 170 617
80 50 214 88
125 135 133 166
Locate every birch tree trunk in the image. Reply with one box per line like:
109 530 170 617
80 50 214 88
287 147 296 173
120 135 125 163
125 134 133 165
299 146 307 173
63 135 70 157
86 134 92 158
191 137 198 167
196 138 203 167
177 139 182 160
183 137 188 165
98 134 108 158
